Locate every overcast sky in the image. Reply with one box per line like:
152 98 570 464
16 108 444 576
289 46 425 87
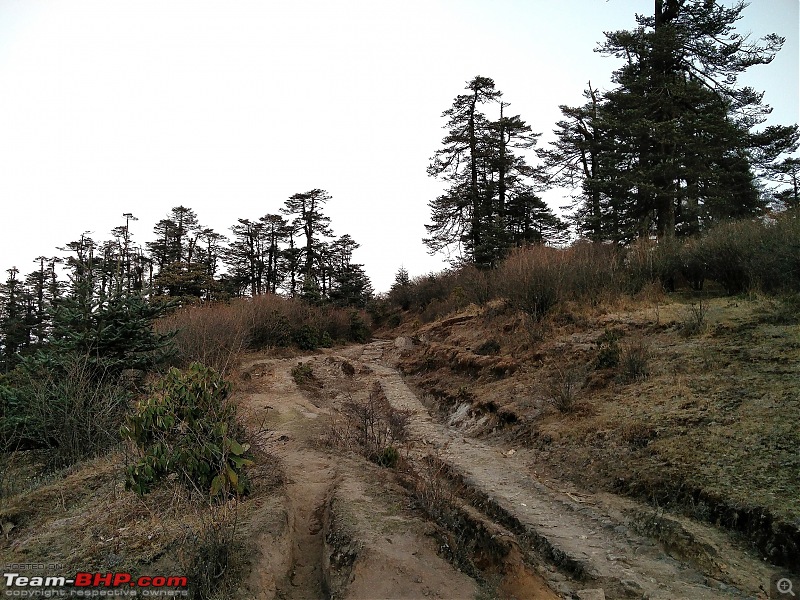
0 0 797 292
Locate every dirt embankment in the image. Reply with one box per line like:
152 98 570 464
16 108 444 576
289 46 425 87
231 311 788 599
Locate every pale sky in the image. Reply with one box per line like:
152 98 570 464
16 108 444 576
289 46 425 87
0 0 797 292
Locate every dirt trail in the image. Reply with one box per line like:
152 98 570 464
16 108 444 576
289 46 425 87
346 340 774 599
236 342 775 599
237 356 487 599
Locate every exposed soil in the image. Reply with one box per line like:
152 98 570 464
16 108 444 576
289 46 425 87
227 301 789 599
2 294 795 599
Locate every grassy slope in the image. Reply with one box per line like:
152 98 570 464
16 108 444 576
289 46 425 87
396 293 800 566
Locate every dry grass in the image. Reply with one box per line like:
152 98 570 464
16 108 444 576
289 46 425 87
155 294 371 374
401 294 800 565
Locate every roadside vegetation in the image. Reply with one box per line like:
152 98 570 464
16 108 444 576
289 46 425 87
1 0 798 595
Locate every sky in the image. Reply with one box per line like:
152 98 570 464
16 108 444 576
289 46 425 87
0 0 797 293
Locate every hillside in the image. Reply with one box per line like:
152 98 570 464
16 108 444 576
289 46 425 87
1 290 797 599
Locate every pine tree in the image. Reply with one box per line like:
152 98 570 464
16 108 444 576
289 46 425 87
0 268 26 371
589 0 799 239
282 189 334 294
426 76 561 266
425 76 500 266
329 235 373 307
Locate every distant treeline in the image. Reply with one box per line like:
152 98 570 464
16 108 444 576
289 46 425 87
0 189 371 372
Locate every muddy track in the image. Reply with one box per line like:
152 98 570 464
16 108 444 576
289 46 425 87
238 342 776 599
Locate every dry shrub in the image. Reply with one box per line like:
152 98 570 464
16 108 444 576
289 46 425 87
2 354 129 467
498 246 562 319
681 299 708 337
156 294 373 372
411 454 458 519
625 238 682 292
325 383 410 467
546 364 588 413
498 243 624 321
562 241 625 304
155 302 250 374
179 501 242 600
619 339 652 381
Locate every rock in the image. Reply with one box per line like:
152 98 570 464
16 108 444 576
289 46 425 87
394 336 414 350
576 589 606 600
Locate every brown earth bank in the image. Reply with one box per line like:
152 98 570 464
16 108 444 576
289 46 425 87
1 293 797 599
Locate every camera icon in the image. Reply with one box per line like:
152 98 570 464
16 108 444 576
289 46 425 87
772 574 797 598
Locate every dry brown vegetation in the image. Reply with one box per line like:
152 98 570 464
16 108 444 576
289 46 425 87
155 293 371 374
397 292 800 567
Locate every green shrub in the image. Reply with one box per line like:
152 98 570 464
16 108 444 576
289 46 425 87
348 311 371 343
292 324 320 350
0 352 129 466
290 362 314 384
376 446 400 468
122 363 252 498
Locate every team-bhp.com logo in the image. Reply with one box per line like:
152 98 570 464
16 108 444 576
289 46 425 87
3 572 188 596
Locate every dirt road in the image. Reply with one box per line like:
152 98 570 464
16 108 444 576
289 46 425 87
236 340 776 599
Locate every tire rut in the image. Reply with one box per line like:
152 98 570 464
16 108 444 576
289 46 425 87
352 340 771 599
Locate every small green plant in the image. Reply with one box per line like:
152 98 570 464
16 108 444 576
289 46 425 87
376 446 400 468
595 328 622 369
122 363 253 498
290 362 314 384
319 331 334 348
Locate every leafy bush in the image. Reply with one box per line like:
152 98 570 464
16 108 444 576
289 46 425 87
122 363 252 498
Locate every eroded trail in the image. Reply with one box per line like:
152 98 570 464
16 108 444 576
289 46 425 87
237 341 774 599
